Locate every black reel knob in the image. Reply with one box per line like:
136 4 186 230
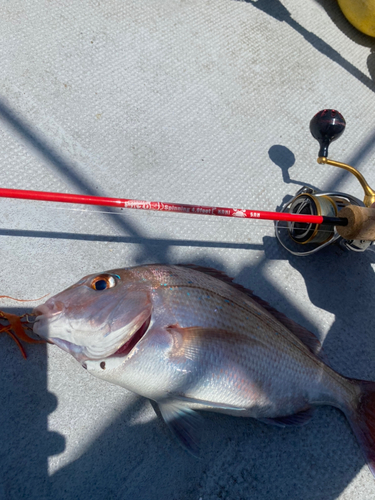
310 109 346 158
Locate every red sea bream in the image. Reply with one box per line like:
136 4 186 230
33 264 375 471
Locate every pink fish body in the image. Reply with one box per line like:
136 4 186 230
33 264 375 470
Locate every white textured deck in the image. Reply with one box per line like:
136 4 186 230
1 1 375 499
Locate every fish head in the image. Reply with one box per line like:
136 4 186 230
33 269 152 366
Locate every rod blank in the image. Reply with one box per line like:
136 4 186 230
0 187 347 226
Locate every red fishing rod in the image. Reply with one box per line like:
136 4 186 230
0 186 347 227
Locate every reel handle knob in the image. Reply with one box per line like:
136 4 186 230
310 109 346 158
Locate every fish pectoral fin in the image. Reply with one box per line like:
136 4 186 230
172 394 246 412
259 407 314 428
158 401 202 456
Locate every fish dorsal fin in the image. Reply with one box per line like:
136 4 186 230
177 264 323 358
176 264 240 288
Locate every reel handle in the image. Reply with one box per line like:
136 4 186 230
310 109 346 158
310 109 375 207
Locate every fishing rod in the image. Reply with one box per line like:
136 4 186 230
0 187 346 227
0 110 374 256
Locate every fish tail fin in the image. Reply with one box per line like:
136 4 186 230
345 379 375 476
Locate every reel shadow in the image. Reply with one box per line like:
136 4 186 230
268 144 318 214
268 144 317 186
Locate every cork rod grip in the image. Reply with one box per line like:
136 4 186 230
336 205 375 241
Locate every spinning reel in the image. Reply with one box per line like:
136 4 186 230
276 109 375 256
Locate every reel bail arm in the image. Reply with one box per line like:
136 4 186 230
317 157 375 207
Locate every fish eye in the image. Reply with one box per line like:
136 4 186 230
91 274 117 291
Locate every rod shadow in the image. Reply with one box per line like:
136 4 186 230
0 228 262 252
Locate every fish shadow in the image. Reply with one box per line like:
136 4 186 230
45 397 361 500
0 307 65 499
283 243 375 380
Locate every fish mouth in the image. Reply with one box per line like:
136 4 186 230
32 305 61 343
32 311 151 360
49 337 81 355
33 301 65 318
110 314 151 357
33 320 74 348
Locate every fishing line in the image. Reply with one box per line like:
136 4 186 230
0 293 49 302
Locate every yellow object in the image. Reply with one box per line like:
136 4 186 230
337 0 375 37
317 156 375 206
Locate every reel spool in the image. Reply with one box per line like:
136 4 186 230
276 187 366 255
276 110 375 256
287 192 338 245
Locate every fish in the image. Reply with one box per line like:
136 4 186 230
33 264 375 473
